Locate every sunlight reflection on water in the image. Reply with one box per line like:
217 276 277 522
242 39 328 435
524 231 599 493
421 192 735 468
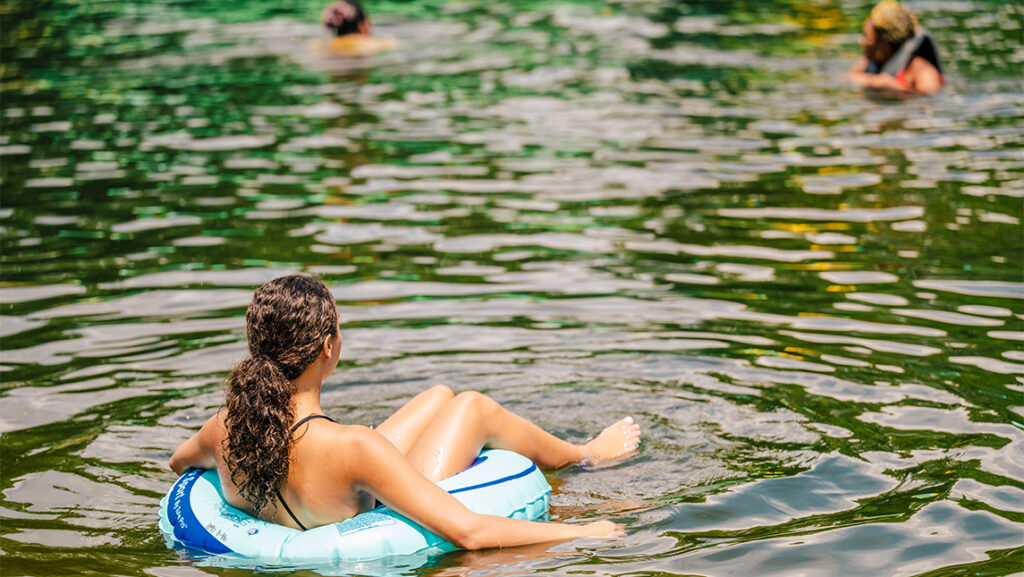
1 0 1022 575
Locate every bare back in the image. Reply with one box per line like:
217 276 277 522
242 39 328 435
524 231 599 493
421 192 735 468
205 412 374 530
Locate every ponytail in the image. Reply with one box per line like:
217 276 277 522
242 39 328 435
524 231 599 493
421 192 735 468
222 275 339 516
224 355 295 515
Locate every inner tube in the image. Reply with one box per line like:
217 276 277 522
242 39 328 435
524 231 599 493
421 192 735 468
158 449 550 563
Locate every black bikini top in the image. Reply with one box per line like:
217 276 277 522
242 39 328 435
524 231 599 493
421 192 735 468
275 414 336 531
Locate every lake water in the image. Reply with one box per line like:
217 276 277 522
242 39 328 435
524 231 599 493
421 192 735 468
1 0 1022 575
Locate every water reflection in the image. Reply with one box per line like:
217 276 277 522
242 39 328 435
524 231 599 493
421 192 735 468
1 0 1022 575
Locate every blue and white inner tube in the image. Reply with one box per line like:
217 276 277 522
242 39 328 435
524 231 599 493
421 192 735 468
158 449 551 563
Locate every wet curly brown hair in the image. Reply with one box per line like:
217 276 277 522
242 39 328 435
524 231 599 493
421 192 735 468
224 275 338 516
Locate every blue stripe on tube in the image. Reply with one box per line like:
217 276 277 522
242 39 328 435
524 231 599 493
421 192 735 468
167 469 232 555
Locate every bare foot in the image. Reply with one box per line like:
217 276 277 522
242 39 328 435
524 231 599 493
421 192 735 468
577 416 641 468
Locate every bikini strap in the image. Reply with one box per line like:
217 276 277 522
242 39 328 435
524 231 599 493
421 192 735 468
290 413 336 434
275 488 308 531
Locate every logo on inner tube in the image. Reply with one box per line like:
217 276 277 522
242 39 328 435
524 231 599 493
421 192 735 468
219 504 252 528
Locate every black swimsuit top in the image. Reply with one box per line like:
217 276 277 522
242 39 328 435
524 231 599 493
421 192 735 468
275 414 336 531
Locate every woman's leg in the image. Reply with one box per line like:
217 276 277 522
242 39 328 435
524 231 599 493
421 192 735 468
374 384 455 456
406 391 641 482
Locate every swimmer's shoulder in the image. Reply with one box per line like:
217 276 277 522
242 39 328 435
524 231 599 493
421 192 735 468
199 408 227 434
297 420 373 448
905 55 943 94
293 423 380 475
324 35 399 57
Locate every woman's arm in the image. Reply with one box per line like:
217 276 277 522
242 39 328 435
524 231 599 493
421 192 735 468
847 69 904 91
169 412 222 475
346 427 619 550
846 56 900 89
848 55 869 75
847 57 941 94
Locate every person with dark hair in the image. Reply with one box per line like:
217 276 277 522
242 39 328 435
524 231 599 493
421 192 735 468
323 0 369 36
169 275 640 546
847 0 943 94
320 0 396 56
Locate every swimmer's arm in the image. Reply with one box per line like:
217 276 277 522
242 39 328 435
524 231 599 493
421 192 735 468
847 69 904 91
347 428 618 550
846 56 907 91
848 56 869 75
169 411 223 475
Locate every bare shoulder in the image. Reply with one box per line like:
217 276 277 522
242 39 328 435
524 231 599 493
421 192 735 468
907 56 942 94
192 410 228 458
170 409 226 474
336 424 401 454
201 409 228 437
296 422 376 459
326 35 398 57
304 423 404 477
211 408 228 427
907 56 939 75
302 420 369 438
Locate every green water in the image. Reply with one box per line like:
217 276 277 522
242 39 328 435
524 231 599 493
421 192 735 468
1 0 1022 575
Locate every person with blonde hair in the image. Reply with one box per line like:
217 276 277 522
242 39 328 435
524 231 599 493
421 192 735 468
847 0 943 94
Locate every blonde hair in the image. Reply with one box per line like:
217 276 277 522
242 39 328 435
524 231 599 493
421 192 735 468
870 1 919 46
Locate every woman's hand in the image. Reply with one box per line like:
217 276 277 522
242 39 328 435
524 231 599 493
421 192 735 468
581 520 625 538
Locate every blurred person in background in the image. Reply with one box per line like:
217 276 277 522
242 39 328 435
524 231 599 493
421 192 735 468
847 0 943 95
322 0 397 56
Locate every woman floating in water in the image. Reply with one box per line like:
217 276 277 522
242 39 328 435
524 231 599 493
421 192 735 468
169 275 640 547
321 0 397 57
847 0 943 95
